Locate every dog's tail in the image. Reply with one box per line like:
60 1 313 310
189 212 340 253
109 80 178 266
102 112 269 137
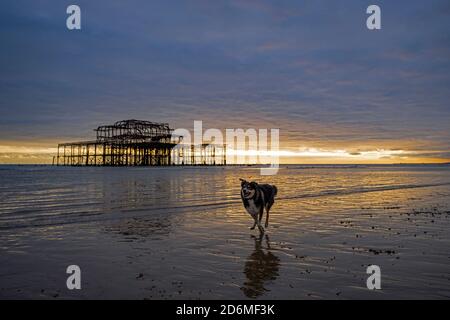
273 185 278 197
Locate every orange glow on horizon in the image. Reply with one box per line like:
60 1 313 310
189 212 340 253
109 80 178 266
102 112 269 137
0 143 448 165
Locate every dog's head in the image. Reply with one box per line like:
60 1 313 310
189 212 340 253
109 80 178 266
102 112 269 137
240 178 257 199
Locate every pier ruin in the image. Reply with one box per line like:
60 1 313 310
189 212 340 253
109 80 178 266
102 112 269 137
55 120 226 166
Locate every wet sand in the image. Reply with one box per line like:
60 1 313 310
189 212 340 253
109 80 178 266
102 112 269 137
1 165 450 299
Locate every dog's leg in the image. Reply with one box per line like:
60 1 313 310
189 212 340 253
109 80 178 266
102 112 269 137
265 207 270 228
257 223 265 234
250 217 257 230
257 207 265 234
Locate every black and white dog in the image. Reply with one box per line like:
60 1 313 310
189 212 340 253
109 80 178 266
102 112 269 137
240 179 277 233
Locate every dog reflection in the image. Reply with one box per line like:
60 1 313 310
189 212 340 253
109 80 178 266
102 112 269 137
241 235 280 298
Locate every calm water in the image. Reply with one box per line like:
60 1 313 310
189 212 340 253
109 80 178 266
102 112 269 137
1 164 450 299
1 165 449 230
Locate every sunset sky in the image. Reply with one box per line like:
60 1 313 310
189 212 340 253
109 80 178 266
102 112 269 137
1 0 449 164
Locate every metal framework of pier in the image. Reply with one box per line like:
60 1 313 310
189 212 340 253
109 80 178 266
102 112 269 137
55 120 226 166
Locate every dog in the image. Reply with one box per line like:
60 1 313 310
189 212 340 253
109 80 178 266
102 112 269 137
240 178 277 233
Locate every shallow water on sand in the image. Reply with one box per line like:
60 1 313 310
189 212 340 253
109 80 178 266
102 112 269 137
1 165 450 299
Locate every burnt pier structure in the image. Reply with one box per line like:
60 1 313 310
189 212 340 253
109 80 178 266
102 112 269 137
55 120 226 166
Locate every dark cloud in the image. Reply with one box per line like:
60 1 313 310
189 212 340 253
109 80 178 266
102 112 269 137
0 0 449 160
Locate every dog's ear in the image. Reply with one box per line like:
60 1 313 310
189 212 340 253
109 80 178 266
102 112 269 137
239 178 247 187
250 181 257 188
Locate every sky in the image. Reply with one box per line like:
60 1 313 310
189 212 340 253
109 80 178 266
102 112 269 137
0 0 449 164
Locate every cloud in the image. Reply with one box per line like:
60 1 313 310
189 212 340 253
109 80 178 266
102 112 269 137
0 0 449 163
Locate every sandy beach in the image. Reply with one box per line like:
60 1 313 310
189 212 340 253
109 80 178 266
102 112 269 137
1 165 450 299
